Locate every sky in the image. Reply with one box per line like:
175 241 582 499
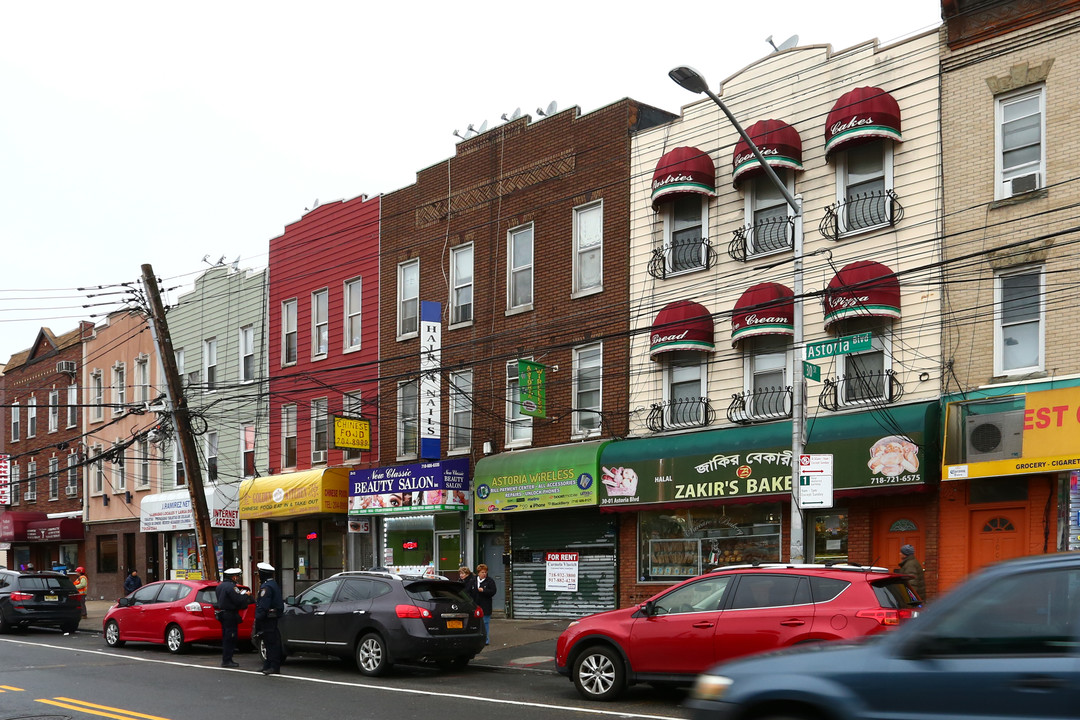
0 1 944 360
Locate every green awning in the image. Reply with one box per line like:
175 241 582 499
473 440 609 514
598 402 939 508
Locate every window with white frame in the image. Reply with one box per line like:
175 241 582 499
666 351 705 428
67 384 78 428
11 400 19 442
10 463 20 504
173 445 185 487
136 439 150 488
136 355 150 403
26 461 37 501
664 194 708 273
836 142 893 234
67 453 80 495
113 441 126 491
282 405 297 468
450 245 474 325
506 360 533 446
996 86 1045 199
242 424 256 476
398 260 420 337
311 398 328 462
282 299 298 365
203 339 217 391
745 171 792 256
175 348 185 375
345 278 363 350
27 396 37 438
744 336 790 419
995 266 1043 375
508 224 534 310
398 380 419 458
92 371 104 421
312 289 329 358
574 202 603 294
448 370 473 453
836 321 892 405
205 431 218 481
240 326 255 382
49 457 60 500
48 389 59 433
112 363 126 414
573 343 603 437
343 392 364 461
91 445 104 493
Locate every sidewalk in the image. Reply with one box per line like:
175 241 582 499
81 600 567 674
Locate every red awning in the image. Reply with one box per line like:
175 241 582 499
731 119 803 186
824 87 903 156
651 146 717 210
650 300 715 358
731 283 795 345
0 511 48 542
823 261 901 328
26 518 84 542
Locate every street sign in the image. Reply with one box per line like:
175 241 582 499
803 361 821 382
804 332 872 360
798 453 834 509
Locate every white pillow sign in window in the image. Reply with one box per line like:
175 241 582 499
545 552 579 592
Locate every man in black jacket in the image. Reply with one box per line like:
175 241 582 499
216 568 251 668
255 562 284 675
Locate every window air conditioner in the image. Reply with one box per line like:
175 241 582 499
57 360 77 375
311 450 328 464
1008 172 1040 197
964 409 1024 462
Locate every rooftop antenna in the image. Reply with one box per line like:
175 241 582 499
501 107 522 122
536 100 558 117
467 120 489 136
453 129 467 141
766 34 799 52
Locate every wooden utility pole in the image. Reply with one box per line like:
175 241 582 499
140 264 219 582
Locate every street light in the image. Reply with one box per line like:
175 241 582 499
669 65 806 563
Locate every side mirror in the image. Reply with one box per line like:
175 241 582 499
117 596 134 607
641 600 656 617
285 596 298 606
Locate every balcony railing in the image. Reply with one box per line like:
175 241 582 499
647 237 716 279
728 216 795 262
646 397 715 432
819 370 904 411
727 386 794 425
819 189 903 240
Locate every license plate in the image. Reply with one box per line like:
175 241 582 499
45 595 59 602
446 619 463 629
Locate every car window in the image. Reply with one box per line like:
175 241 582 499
809 576 851 602
729 575 805 609
338 579 375 602
404 581 472 602
156 583 188 603
196 588 218 605
132 584 162 604
654 576 732 615
19 575 78 592
873 579 921 608
299 579 342 605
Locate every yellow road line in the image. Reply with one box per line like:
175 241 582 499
37 697 172 720
0 684 25 691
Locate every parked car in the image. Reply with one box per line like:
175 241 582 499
556 562 920 700
269 570 485 676
686 553 1080 720
103 579 255 654
0 568 82 633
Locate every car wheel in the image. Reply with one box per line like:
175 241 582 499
60 620 80 634
104 620 125 647
0 613 11 634
436 655 471 671
165 624 188 654
573 645 625 701
355 632 391 676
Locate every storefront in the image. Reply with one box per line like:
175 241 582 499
141 486 242 582
0 510 83 573
348 457 469 578
600 402 939 606
473 440 616 619
238 468 350 597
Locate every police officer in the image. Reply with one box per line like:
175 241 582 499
255 562 284 675
216 568 251 668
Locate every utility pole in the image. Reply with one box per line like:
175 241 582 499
140 264 219 582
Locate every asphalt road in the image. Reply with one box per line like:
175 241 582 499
0 627 693 720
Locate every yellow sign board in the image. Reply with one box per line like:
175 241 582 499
333 415 371 451
239 468 350 519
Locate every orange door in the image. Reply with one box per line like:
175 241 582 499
970 507 1027 572
873 507 925 569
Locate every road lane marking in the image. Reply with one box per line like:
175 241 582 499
54 697 173 720
0 684 26 691
37 698 172 720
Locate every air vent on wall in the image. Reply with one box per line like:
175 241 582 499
965 409 1024 462
311 450 328 464
1008 172 1040 197
57 360 77 375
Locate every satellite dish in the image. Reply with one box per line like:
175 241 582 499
545 100 557 116
477 119 489 133
510 107 521 121
767 34 799 52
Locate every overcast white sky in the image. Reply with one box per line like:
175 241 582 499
0 1 943 359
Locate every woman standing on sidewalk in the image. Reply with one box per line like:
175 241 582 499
474 564 496 645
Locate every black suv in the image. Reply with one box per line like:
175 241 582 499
0 568 82 633
269 570 485 676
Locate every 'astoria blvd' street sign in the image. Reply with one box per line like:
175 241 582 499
805 332 872 360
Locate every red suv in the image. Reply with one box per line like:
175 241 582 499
556 563 920 701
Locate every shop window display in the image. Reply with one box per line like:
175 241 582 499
638 505 781 582
811 511 848 563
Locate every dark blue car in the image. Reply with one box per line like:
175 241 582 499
686 552 1080 720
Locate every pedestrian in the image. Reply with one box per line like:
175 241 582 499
896 544 926 602
216 568 252 668
255 562 284 675
474 563 496 645
73 566 89 618
123 569 142 594
458 565 476 595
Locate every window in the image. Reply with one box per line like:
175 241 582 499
205 431 218 481
282 299 298 365
745 336 790 418
312 289 329 358
397 380 418 458
448 370 473 453
996 86 1044 199
175 348 185 376
26 461 37 501
113 441 126 491
242 424 256 476
91 371 104 421
91 445 104 493
836 142 892 233
837 323 891 405
745 172 792 256
112 364 126 414
664 195 707 273
67 453 80 496
97 535 118 574
11 401 19 442
508 224 534 310
136 356 150 403
240 326 255 382
342 393 364 461
398 260 419 337
49 458 60 500
48 390 59 433
311 398 328 462
506 360 533 446
10 463 19 504
344 278 363 350
573 202 603 294
27 396 37 438
573 343 603 437
995 266 1043 374
173 446 185 487
450 245 473 325
203 339 217 391
137 439 150 488
67 384 78 428
282 405 297 468
666 351 705 428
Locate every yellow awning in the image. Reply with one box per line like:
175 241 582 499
239 468 351 519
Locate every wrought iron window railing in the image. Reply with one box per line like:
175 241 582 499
819 189 903 240
727 386 794 425
819 370 904 411
729 216 795 262
646 397 715 432
647 237 715 279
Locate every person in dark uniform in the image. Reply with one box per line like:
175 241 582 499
255 562 284 675
216 568 252 668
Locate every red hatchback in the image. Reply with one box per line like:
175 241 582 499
103 579 255 654
556 563 920 701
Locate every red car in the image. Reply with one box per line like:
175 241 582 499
556 563 920 701
103 579 255 654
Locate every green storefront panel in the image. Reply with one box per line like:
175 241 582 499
473 440 609 514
